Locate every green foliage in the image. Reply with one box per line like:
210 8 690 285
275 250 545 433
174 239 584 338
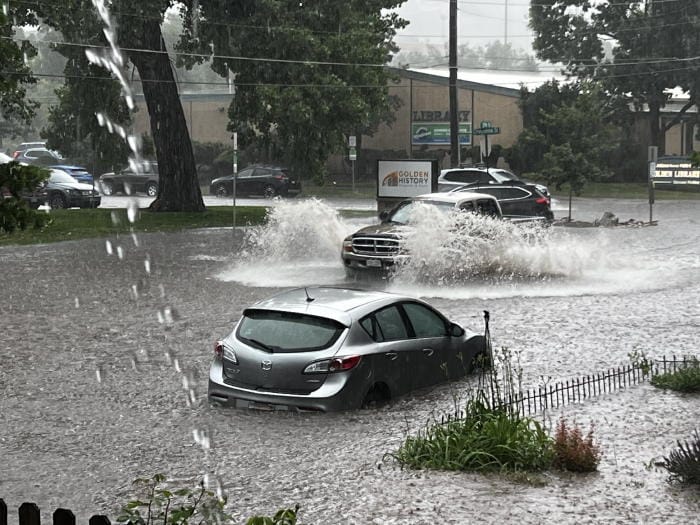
552 418 601 473
246 505 299 525
116 474 231 525
394 40 539 71
628 349 653 378
691 151 700 168
391 397 553 472
178 0 408 181
530 1 700 154
662 430 700 485
0 161 50 234
651 358 700 393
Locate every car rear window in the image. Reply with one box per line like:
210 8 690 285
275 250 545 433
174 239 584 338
237 309 345 352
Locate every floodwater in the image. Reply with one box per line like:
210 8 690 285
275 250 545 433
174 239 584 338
1 197 699 524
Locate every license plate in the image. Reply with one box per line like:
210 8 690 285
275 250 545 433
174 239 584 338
365 259 382 268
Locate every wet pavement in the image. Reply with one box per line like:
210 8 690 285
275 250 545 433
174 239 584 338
1 197 699 524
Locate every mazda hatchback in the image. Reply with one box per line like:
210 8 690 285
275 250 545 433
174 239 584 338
208 287 487 412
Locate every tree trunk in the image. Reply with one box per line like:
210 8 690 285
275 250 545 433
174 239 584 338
128 19 204 212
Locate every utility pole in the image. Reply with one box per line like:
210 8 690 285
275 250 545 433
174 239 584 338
449 0 459 168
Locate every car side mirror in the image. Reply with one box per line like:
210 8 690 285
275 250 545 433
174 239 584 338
449 323 465 337
379 210 389 222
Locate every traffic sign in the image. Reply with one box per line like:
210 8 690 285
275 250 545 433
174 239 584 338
480 120 492 129
473 126 500 135
349 147 357 161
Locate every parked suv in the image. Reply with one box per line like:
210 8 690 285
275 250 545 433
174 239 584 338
451 182 553 221
12 147 63 166
99 161 159 196
439 167 550 198
210 164 301 198
46 169 101 209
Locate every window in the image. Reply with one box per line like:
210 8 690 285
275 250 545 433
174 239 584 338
445 170 486 184
237 168 254 179
253 168 273 177
237 310 344 352
362 305 408 342
476 199 500 217
402 303 447 338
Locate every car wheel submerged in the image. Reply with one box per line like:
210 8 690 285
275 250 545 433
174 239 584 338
361 383 391 409
263 184 276 198
146 182 158 197
49 193 67 209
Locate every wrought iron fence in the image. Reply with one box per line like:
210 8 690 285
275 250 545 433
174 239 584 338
0 500 110 525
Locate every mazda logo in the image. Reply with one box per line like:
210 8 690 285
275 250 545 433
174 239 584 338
261 359 272 371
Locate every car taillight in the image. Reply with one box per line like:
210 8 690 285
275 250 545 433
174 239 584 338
303 355 362 374
273 175 286 180
535 197 549 205
12 151 20 158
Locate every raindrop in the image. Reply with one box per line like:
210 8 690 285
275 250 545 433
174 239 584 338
2 2 7 16
95 366 104 383
105 240 113 255
116 246 125 260
130 353 138 370
131 284 139 300
174 358 181 373
144 257 151 274
164 349 173 365
110 211 120 225
22 51 28 65
127 201 138 223
131 232 140 247
74 297 80 308
96 112 105 127
127 135 140 153
159 284 166 298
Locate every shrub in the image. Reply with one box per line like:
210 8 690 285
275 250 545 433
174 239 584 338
662 430 700 485
651 359 700 392
391 397 554 472
552 418 601 472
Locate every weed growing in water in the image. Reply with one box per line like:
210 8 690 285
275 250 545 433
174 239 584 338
651 357 700 392
662 430 700 485
552 418 601 472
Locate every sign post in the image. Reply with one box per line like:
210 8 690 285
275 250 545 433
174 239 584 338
233 132 238 230
648 145 657 224
472 121 501 172
349 135 357 192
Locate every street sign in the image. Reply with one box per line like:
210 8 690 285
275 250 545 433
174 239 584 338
348 135 356 147
480 120 492 129
473 126 500 135
349 147 357 161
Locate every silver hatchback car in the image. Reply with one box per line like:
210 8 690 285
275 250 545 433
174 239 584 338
208 287 487 412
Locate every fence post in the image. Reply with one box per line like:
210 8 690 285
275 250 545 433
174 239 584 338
53 509 75 525
19 503 40 525
89 516 111 525
1 499 7 525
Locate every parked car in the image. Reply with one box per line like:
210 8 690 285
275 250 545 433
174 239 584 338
99 161 158 196
12 147 63 166
49 165 94 185
46 169 101 209
451 182 554 221
439 167 550 198
209 164 301 198
208 286 487 411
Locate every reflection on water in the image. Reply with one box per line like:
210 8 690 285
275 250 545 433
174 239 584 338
215 198 698 299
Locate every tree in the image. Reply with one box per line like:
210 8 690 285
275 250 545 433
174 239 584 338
31 0 204 211
530 0 700 155
177 0 409 182
0 10 39 148
0 162 50 234
507 82 620 220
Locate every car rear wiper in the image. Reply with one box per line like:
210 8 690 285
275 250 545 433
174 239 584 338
245 338 278 353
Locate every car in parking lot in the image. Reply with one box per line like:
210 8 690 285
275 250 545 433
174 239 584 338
451 182 554 221
99 161 159 196
49 165 94 185
438 167 550 197
12 147 63 166
46 169 101 209
208 286 487 411
209 164 301 198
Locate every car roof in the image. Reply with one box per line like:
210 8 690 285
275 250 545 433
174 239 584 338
414 191 499 204
245 287 415 327
50 165 87 170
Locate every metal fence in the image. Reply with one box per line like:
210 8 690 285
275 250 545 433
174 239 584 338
0 500 110 525
439 355 698 424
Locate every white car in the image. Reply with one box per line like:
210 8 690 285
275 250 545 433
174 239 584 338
438 167 550 197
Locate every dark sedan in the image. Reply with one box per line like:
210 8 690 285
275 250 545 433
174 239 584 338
99 161 159 196
46 169 101 209
210 164 301 198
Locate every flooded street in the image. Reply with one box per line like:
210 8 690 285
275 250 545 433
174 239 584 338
1 197 699 524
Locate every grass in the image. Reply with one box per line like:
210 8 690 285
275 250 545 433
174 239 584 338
0 206 268 246
650 360 700 393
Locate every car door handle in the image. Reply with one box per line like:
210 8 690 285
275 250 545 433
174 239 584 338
384 352 398 361
422 348 434 357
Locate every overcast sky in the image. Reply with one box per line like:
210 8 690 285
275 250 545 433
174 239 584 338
393 0 534 56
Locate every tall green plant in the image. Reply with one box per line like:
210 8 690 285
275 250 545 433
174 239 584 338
0 161 49 234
